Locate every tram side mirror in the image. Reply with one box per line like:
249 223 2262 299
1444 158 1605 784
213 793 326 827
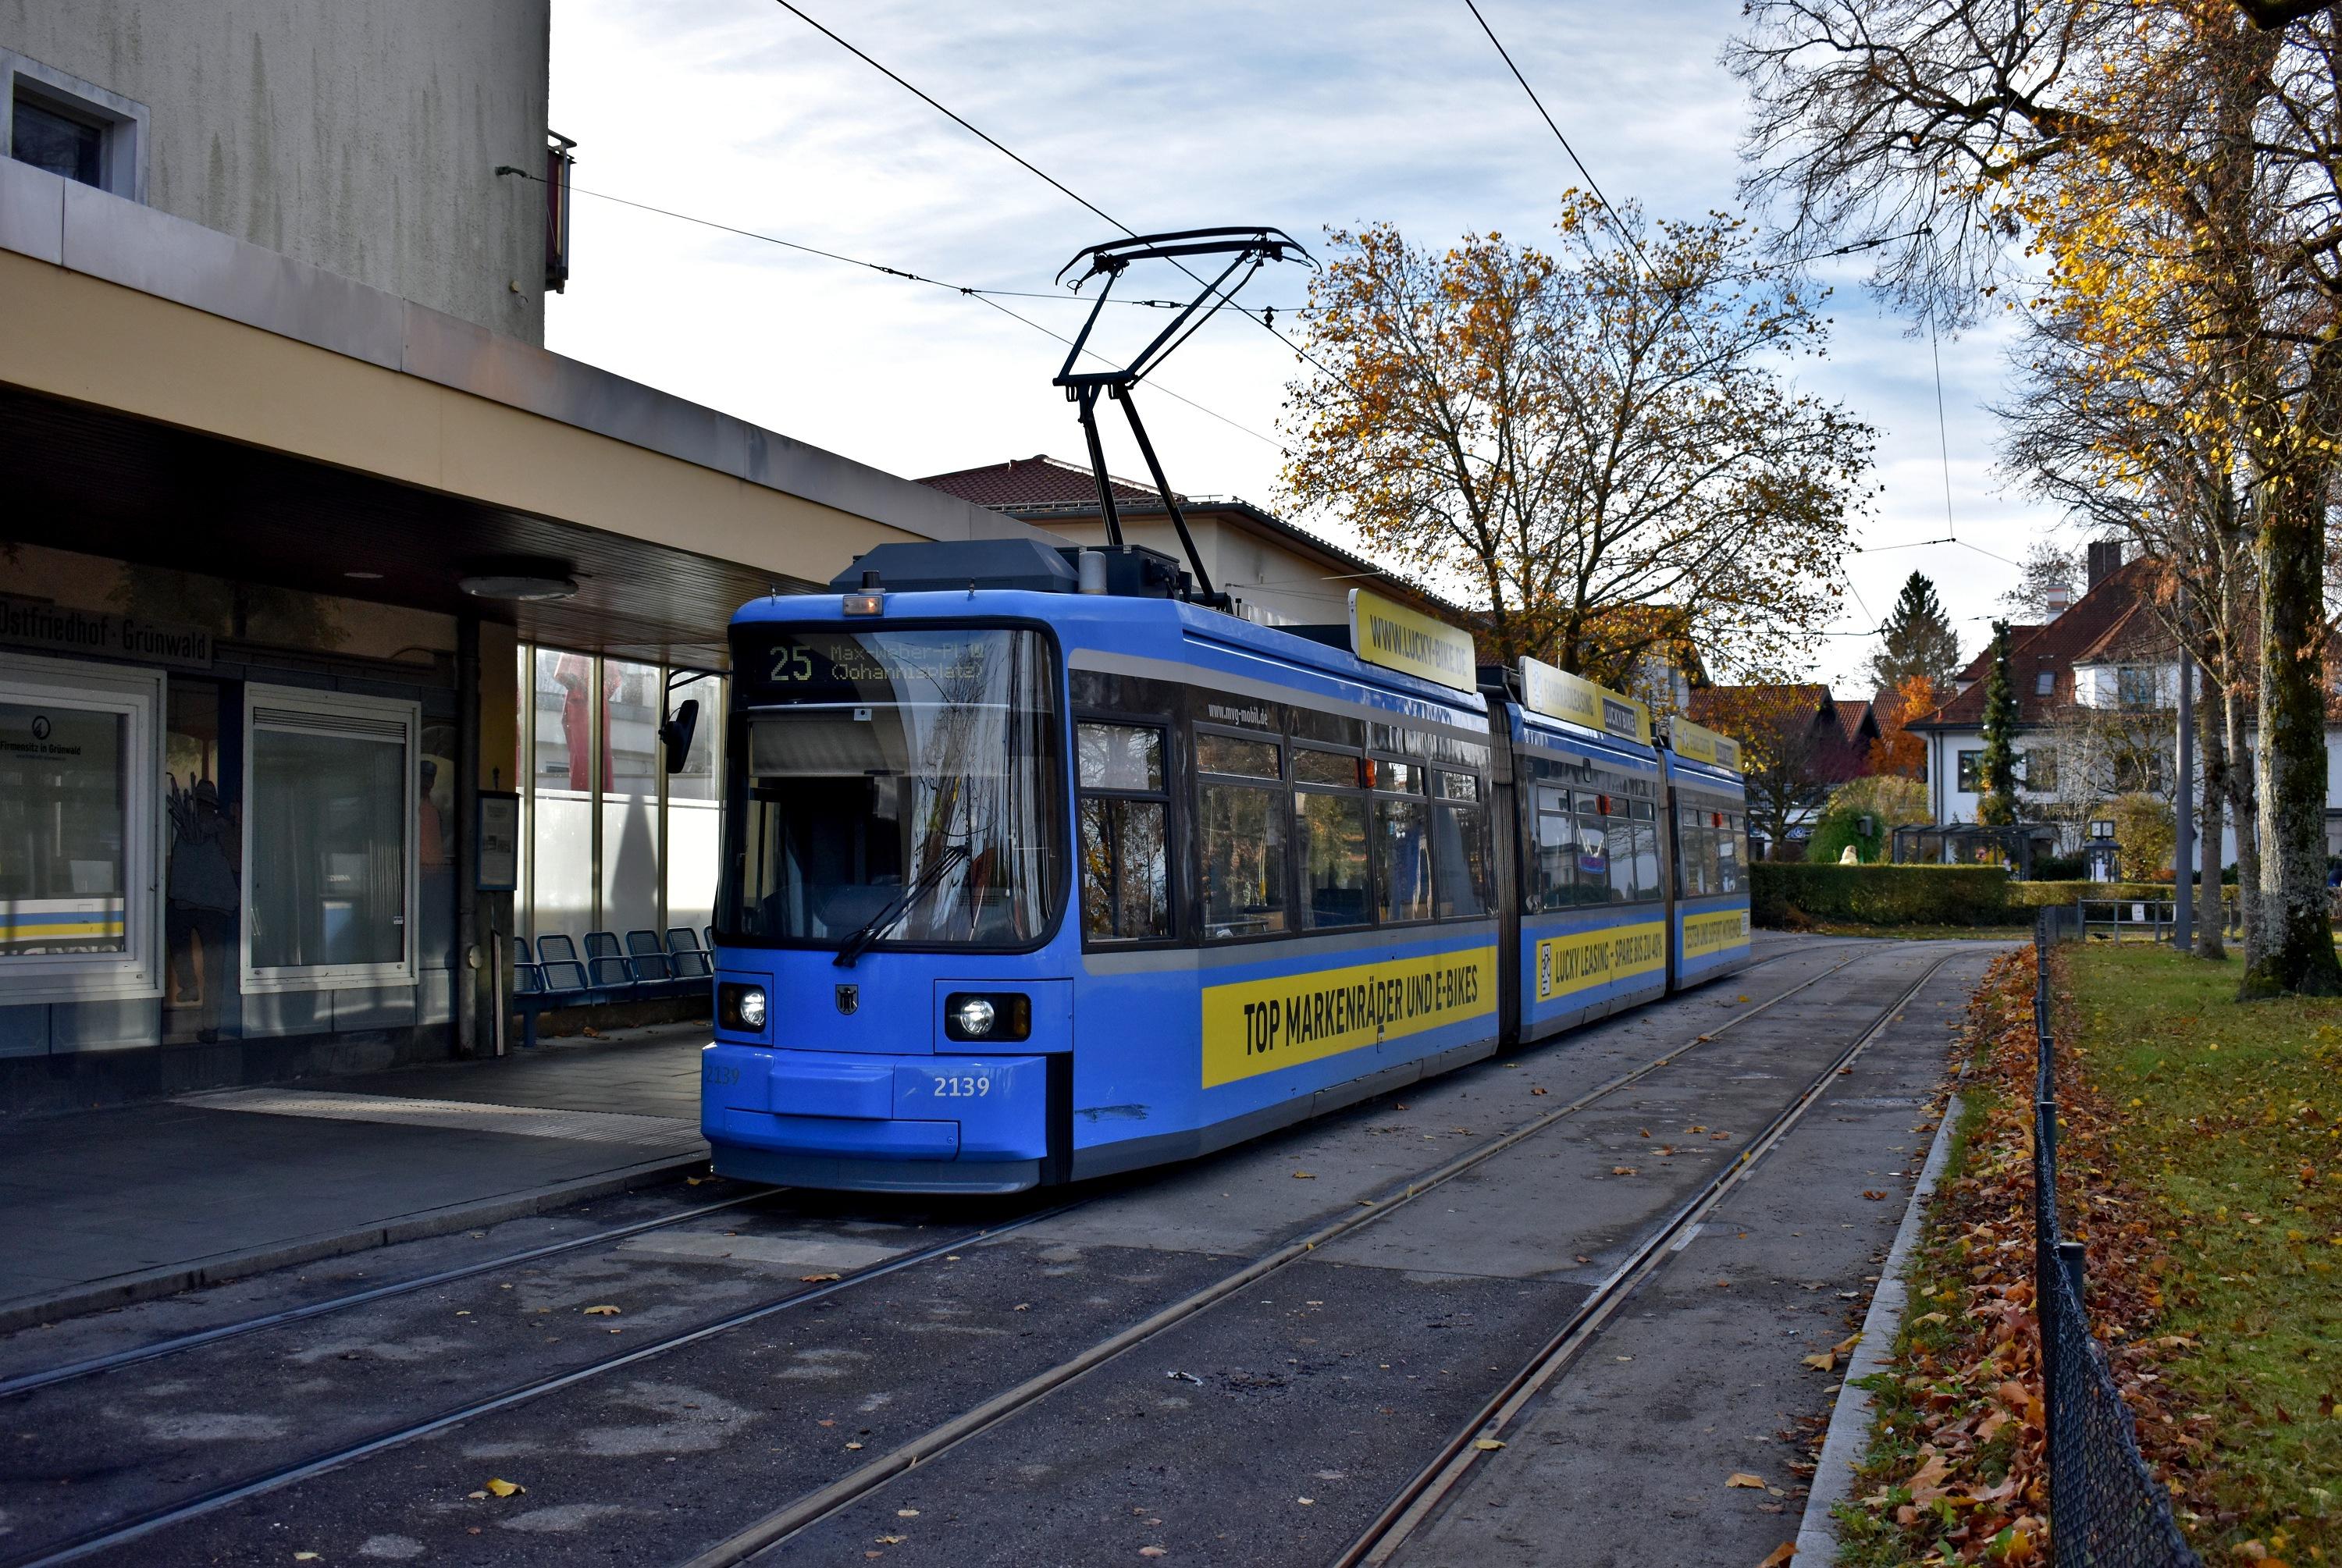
660 699 701 773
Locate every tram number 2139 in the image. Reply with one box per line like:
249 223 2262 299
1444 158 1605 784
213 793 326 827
929 1074 992 1098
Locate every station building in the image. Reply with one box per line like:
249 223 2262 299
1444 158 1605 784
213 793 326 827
0 3 1045 1112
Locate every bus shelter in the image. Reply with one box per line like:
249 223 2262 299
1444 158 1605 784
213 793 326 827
1891 822 2061 877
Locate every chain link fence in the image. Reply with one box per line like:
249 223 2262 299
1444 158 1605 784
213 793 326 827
2033 912 2201 1567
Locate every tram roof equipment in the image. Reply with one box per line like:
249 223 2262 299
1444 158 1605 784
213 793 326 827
1048 227 1315 605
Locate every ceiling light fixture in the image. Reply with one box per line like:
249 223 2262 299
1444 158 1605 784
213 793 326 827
458 557 579 602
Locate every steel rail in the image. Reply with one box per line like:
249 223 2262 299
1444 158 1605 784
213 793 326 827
0 940 1828 1403
9 936 1846 1567
1335 947 1967 1567
7 1207 1073 1568
0 1189 776 1399
677 941 1892 1567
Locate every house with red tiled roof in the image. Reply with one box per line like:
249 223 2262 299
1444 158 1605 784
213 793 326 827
1902 540 2334 866
1911 544 2164 833
1684 683 1880 852
917 455 1462 631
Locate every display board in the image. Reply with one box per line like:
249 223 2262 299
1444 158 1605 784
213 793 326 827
1347 588 1477 693
1518 656 1651 745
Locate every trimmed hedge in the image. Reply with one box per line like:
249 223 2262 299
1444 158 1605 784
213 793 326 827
1750 862 2014 927
2006 880 2172 908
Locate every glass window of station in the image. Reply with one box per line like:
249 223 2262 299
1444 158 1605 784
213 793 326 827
516 645 727 953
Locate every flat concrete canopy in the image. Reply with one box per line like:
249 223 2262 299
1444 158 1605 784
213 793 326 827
0 158 1043 667
0 377 793 669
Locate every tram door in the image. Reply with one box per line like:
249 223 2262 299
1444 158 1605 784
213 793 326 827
1486 709 1524 1047
1660 771 1685 991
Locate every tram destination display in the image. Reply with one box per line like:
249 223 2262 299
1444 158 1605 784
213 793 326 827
1347 588 1477 693
1518 657 1651 745
1668 716 1742 771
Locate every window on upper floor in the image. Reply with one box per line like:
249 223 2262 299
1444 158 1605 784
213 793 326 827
2022 749 2058 793
1956 750 1982 793
3 52 148 201
2035 670 2055 697
2117 667 2158 709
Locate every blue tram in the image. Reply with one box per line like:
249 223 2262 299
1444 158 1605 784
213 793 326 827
699 539 1750 1193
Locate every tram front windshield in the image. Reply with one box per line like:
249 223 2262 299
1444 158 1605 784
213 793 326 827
721 628 1064 950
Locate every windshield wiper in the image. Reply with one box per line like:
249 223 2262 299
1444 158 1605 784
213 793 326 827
833 842 970 968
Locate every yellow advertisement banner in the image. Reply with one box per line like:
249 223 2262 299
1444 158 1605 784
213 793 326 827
1349 588 1478 693
1668 716 1742 771
1682 908 1751 959
1519 657 1652 746
1201 945 1497 1088
1533 920 1667 1004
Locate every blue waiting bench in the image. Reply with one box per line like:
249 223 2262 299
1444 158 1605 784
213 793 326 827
512 927 715 1047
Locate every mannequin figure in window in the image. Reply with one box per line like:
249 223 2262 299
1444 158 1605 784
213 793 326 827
166 777 240 1041
552 652 616 792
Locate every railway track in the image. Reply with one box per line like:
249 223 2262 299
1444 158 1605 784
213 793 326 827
1336 948 1961 1566
0 936 1851 1406
678 940 1948 1567
3 936 1881 1568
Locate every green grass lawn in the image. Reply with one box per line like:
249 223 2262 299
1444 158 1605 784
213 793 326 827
2065 944 2342 1560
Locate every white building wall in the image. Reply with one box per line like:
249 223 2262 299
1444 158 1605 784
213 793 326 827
1 0 550 340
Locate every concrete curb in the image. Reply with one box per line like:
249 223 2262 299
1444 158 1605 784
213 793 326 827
1792 1089 1965 1563
0 1147 708 1336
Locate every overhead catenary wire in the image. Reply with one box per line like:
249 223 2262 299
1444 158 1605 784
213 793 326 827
494 165 1285 451
1460 0 2023 652
767 0 1357 393
763 0 2023 636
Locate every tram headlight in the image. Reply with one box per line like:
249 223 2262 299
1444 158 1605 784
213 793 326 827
719 982 769 1033
944 991 1031 1043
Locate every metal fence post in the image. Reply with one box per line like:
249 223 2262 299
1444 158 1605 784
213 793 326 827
2058 1238 2087 1308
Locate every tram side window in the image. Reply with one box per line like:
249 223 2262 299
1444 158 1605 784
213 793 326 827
1531 785 1574 911
1372 760 1432 925
1575 798 1618 903
1675 805 1710 898
1199 779 1288 941
1607 801 1649 904
1197 731 1280 780
1433 770 1489 919
1717 812 1743 894
1628 800 1662 903
1076 723 1170 944
1296 785 1370 929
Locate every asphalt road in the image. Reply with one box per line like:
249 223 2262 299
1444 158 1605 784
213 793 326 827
0 937 1995 1568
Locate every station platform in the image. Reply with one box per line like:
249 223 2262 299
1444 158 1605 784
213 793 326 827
0 1024 710 1333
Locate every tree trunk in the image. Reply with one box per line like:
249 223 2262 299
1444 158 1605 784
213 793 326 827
2242 475 2342 996
2195 696 2226 959
2226 678 2265 968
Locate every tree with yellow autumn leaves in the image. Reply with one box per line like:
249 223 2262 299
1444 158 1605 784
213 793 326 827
1731 0 2342 996
1277 194 1874 689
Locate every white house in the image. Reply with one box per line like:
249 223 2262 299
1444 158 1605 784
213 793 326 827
1911 541 2342 866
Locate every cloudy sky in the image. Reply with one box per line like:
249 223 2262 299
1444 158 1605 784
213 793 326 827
546 0 2057 688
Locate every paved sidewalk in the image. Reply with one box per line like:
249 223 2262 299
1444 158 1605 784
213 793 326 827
0 1025 710 1332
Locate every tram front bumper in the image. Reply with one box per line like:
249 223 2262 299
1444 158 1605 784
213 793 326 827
700 1044 1052 1193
